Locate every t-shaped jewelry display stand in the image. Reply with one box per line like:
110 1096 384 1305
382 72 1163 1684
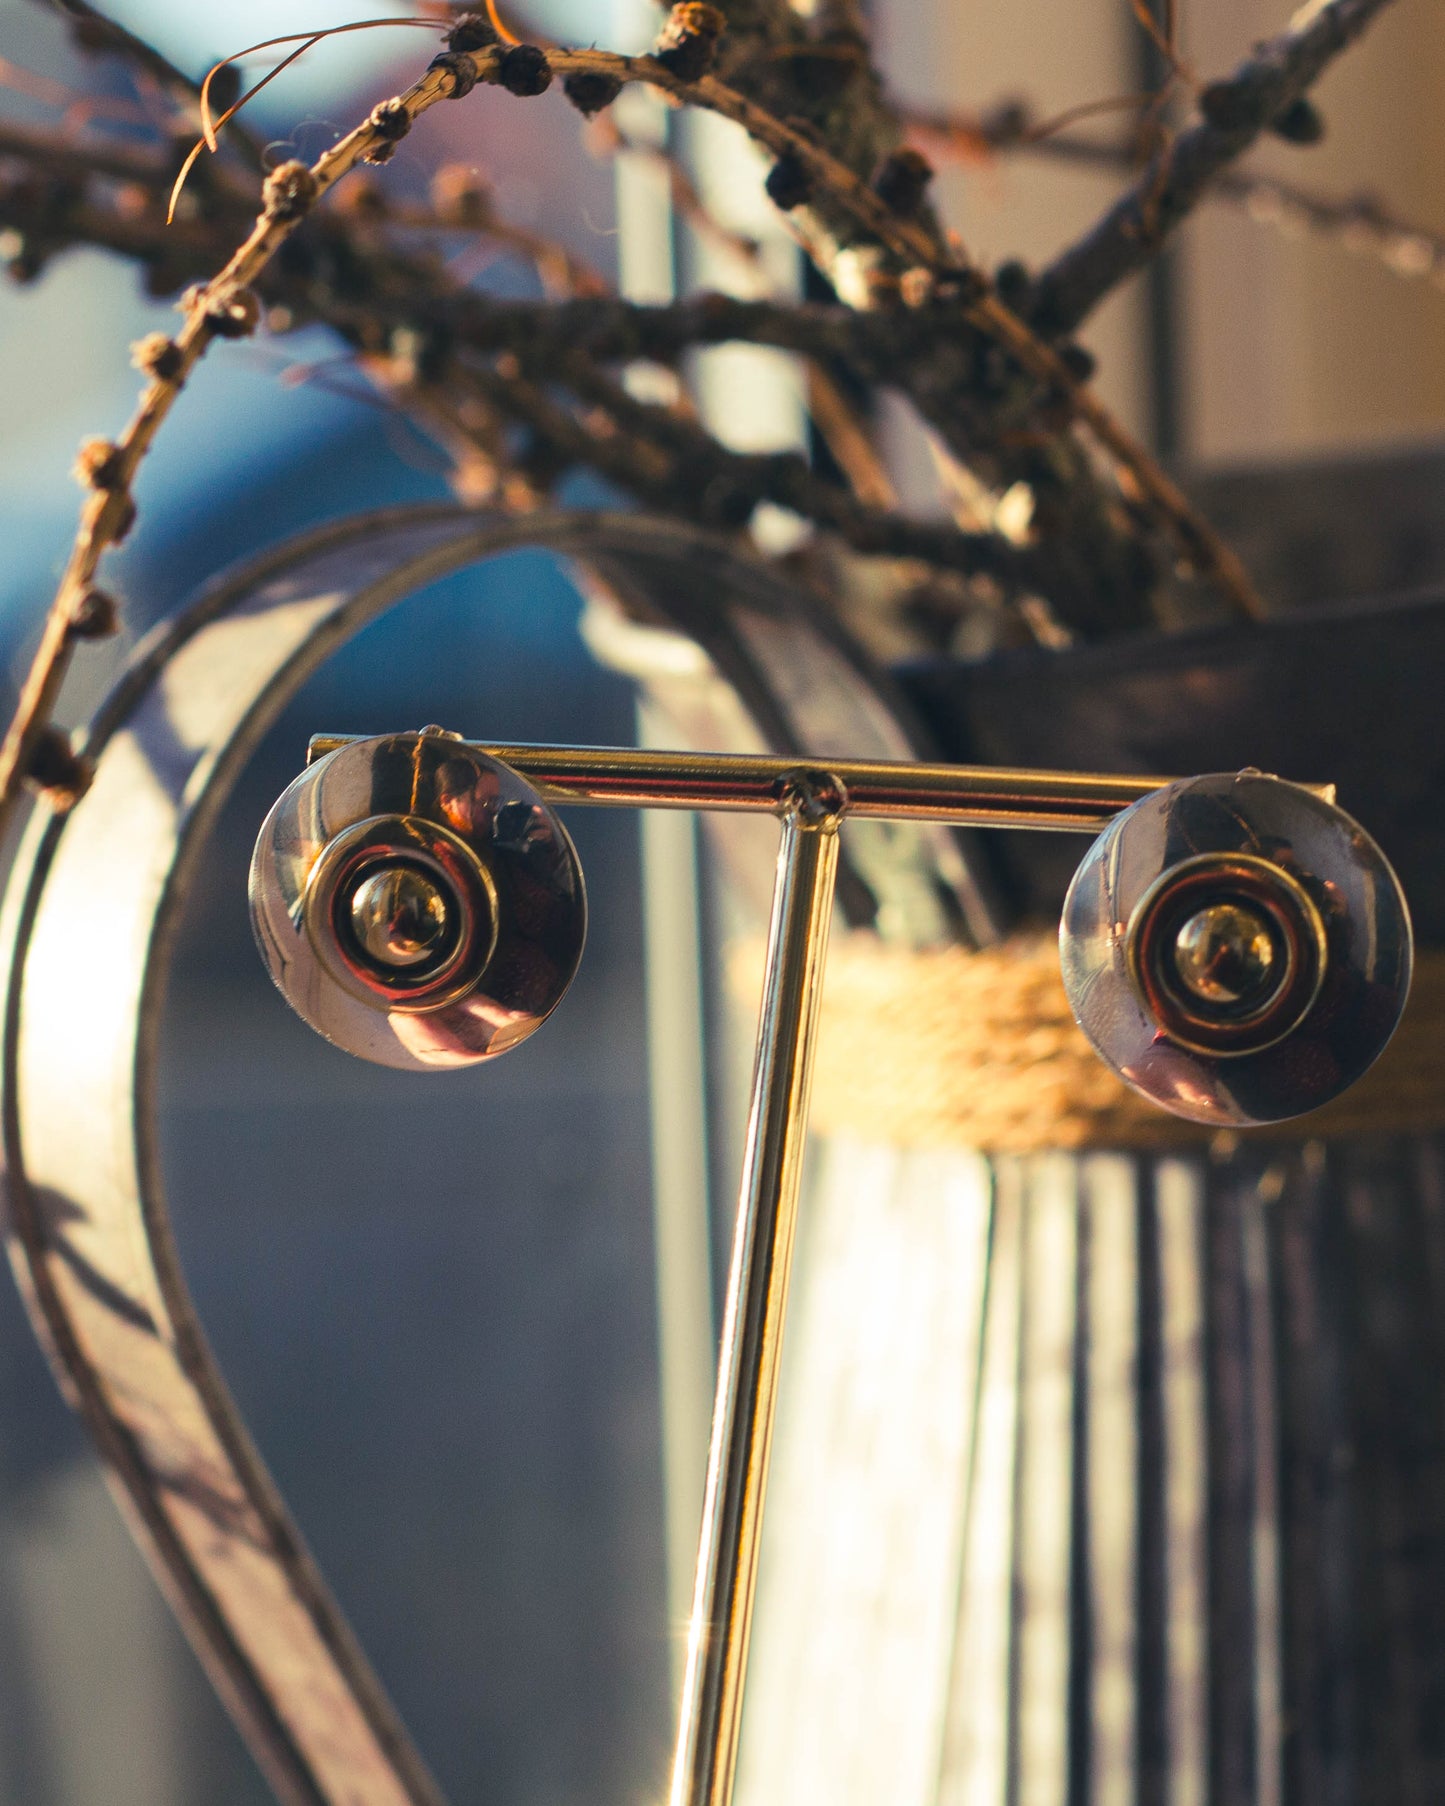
251 728 1411 1806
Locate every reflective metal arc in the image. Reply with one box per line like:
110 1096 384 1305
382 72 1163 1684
669 796 841 1806
309 737 1341 832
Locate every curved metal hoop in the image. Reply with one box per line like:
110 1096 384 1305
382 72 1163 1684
0 506 972 1806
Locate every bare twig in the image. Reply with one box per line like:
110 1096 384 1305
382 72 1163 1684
0 113 162 183
1229 177 1445 281
514 49 1260 619
4 20 1279 826
0 44 482 818
805 365 898 509
45 0 266 162
7 16 1258 632
1123 0 1192 87
462 349 1024 581
915 104 1445 288
2 33 1058 820
584 112 916 526
1033 0 1403 333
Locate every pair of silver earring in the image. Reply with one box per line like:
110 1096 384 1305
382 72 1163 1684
251 726 1411 1131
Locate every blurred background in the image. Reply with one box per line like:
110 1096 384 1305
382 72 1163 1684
1 1 1445 1801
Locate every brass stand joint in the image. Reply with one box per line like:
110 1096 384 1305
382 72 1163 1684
774 767 846 827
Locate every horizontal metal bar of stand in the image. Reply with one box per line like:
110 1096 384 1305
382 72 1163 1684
306 737 1336 832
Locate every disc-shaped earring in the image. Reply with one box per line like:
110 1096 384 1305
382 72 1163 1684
250 729 586 1070
1059 771 1412 1126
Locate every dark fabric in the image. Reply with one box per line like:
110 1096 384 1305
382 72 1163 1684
898 586 1445 938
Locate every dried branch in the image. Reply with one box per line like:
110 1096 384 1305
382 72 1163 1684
9 16 1249 630
0 45 475 817
0 128 1214 633
0 125 975 602
3 16 1280 824
0 113 162 183
696 0 927 296
464 350 1028 580
0 159 1023 565
0 41 1028 816
527 49 1261 621
909 100 1445 289
583 114 912 527
805 364 898 509
45 0 266 161
1032 0 1403 333
612 1 1250 629
1229 177 1445 281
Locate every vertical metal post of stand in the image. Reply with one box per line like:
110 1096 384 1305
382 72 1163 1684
668 778 842 1806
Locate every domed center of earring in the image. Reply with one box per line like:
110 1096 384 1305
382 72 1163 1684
1171 900 1278 1009
347 863 453 970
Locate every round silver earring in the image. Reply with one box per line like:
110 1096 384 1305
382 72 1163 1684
250 728 586 1071
1059 770 1412 1126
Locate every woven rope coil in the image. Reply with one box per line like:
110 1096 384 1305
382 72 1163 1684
731 934 1445 1154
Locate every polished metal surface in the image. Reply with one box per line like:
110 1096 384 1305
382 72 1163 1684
251 731 586 1070
1060 772 1413 1126
0 504 971 1806
669 785 841 1806
307 734 1335 831
1125 851 1328 1059
347 864 455 969
1172 899 1277 1005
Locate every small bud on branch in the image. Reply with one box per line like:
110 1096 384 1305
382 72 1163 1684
653 5 725 83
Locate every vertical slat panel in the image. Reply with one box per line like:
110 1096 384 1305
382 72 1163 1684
1134 1162 1169 1806
937 1160 1023 1806
1406 1140 1445 1798
741 1133 1445 1806
1273 1142 1357 1806
1083 1155 1139 1806
1337 1146 1403 1803
1242 1178 1284 1806
734 1140 991 1806
1013 1157 1079 1806
1205 1168 1258 1806
1155 1160 1209 1806
1339 1142 1445 1806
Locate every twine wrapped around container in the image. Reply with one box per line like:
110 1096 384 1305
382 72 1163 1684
780 937 1445 1153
